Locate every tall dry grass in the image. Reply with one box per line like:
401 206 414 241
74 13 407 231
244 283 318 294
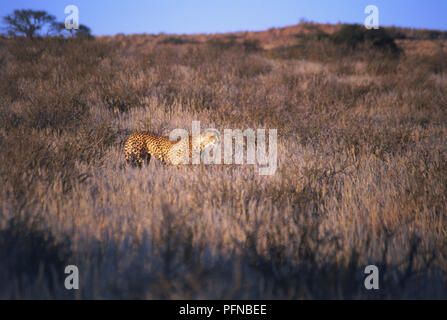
0 27 446 298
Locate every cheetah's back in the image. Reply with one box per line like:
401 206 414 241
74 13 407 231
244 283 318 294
124 132 175 167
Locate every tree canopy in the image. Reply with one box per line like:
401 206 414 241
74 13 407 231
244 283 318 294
2 9 92 39
3 9 56 38
51 22 92 38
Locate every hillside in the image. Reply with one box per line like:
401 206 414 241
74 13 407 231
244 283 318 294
98 21 447 55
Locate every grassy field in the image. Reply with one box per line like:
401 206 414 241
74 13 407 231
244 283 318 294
1 23 447 299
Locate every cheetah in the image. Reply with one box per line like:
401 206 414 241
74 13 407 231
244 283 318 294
124 131 218 167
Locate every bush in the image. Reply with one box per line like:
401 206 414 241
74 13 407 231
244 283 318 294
331 24 401 56
206 37 262 53
159 36 199 45
270 25 400 62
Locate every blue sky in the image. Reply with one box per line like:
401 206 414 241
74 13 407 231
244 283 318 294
1 0 446 36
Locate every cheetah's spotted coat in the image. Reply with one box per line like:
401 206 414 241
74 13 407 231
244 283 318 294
124 131 217 167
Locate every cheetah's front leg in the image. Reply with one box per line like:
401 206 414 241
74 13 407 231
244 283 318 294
126 151 144 168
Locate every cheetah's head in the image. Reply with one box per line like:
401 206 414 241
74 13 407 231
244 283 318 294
198 129 220 151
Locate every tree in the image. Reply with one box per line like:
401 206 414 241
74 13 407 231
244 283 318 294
51 22 92 38
3 9 56 39
50 22 66 36
75 24 92 38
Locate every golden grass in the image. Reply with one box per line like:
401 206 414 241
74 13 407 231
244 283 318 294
0 26 446 298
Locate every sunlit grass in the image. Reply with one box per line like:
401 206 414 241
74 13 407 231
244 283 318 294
0 29 446 298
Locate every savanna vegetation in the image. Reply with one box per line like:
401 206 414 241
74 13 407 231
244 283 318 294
0 20 446 298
